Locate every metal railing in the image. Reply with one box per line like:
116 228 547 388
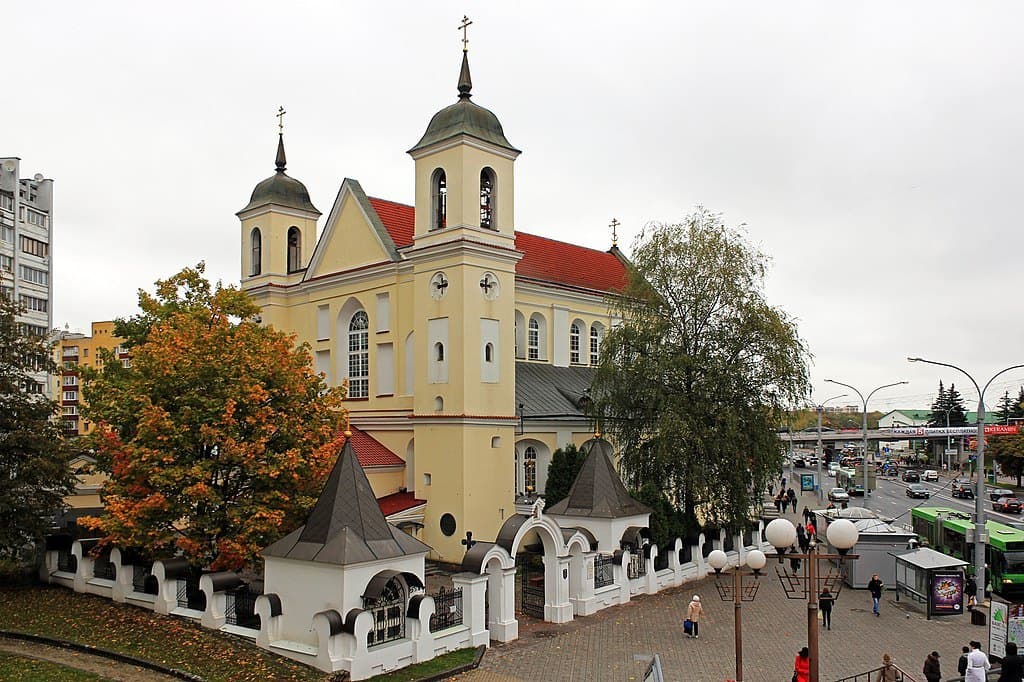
225 584 260 630
428 586 463 632
366 596 405 647
594 554 615 589
176 575 205 611
832 663 918 682
92 556 115 580
627 551 647 580
56 550 76 574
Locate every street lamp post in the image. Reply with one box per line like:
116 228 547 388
707 548 768 682
764 518 860 682
814 394 848 500
825 379 908 503
908 357 1024 604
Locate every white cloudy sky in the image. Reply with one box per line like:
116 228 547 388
8 1 1024 412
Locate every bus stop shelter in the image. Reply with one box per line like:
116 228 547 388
890 547 968 620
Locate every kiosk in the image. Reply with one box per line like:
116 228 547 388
890 547 967 620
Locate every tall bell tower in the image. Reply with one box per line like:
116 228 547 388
405 23 523 560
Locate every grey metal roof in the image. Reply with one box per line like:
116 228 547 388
546 438 651 519
237 134 320 216
515 362 596 420
889 547 968 569
263 440 431 565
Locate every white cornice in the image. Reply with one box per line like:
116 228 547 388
237 204 321 222
408 134 521 161
515 278 618 309
405 237 524 268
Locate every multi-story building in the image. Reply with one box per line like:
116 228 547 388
0 157 53 395
52 321 129 437
237 48 629 561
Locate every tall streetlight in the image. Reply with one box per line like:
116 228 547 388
825 379 909 503
764 517 860 682
707 548 767 682
813 394 848 500
907 357 1024 604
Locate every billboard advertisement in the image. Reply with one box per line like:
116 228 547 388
929 573 964 617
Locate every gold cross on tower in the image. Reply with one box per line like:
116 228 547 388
458 15 473 52
610 218 620 247
277 106 287 134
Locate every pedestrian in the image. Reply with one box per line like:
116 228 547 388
782 476 787 490
967 575 978 600
966 640 991 681
867 574 884 616
774 494 783 513
958 646 970 678
793 646 810 682
797 524 808 552
685 595 703 639
999 641 1024 682
789 545 802 572
922 651 941 682
806 520 816 539
789 489 799 513
803 505 813 526
876 654 897 682
819 587 834 630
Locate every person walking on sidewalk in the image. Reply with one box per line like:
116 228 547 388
958 646 970 678
793 646 810 682
803 505 813 526
797 524 808 553
998 641 1024 682
867 574 884 616
966 640 991 682
788 488 798 513
875 654 897 682
685 595 703 639
922 651 941 682
819 587 834 630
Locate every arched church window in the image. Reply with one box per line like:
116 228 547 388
528 318 539 360
570 323 581 364
485 342 494 363
431 169 447 231
348 311 369 398
524 446 537 493
590 324 602 365
479 167 496 229
435 342 445 362
250 228 262 276
287 227 301 272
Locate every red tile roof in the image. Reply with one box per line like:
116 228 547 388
342 426 405 468
366 197 628 293
378 490 426 517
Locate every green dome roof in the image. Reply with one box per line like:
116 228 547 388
238 134 320 215
409 51 518 154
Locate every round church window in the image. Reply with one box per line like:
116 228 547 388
440 513 457 537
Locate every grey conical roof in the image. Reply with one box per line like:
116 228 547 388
546 438 651 518
237 133 320 216
263 439 430 565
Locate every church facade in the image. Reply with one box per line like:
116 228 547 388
238 47 628 562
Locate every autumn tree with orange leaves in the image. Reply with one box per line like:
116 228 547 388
81 264 347 570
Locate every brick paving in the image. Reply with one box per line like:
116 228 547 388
455 493 981 682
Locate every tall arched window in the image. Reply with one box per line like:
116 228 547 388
431 169 447 231
479 167 496 229
528 318 540 360
484 343 494 363
524 446 537 493
590 324 602 365
570 322 581 364
434 342 445 362
287 227 302 272
348 311 369 398
250 228 262 276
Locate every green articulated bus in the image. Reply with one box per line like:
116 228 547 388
911 507 1024 598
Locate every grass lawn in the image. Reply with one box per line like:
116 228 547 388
0 651 106 681
0 586 326 682
368 647 478 682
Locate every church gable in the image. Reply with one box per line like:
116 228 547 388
305 179 401 280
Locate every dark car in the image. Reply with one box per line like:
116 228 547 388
792 457 806 468
951 482 975 499
994 497 1024 513
884 467 900 477
902 470 921 483
906 483 931 499
991 488 1016 502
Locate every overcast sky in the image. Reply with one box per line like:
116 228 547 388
8 1 1023 412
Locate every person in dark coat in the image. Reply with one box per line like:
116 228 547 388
788 488 798 513
819 587 834 630
922 651 941 682
803 505 813 526
958 646 970 677
867 574 884 616
999 641 1024 682
797 524 808 552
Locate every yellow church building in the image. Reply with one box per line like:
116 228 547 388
238 45 628 562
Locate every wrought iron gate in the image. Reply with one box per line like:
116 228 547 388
517 554 545 620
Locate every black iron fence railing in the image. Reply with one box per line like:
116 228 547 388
132 564 157 594
365 596 405 647
56 550 77 574
594 554 615 589
428 586 463 632
225 584 260 630
176 575 206 611
831 663 920 682
653 551 670 571
627 551 647 580
92 556 115 580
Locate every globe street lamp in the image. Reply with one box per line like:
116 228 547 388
825 379 909 503
813 394 848 501
764 518 859 682
707 547 767 682
907 357 1024 604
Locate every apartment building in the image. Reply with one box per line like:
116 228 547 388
53 321 129 437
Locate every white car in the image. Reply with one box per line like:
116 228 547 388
923 469 939 482
828 487 850 503
828 463 840 477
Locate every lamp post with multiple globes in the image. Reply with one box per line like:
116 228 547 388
763 517 860 682
706 548 767 682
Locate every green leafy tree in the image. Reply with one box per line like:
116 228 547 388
0 289 76 562
591 209 810 533
80 264 348 570
543 444 584 510
990 435 1024 487
631 482 691 550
